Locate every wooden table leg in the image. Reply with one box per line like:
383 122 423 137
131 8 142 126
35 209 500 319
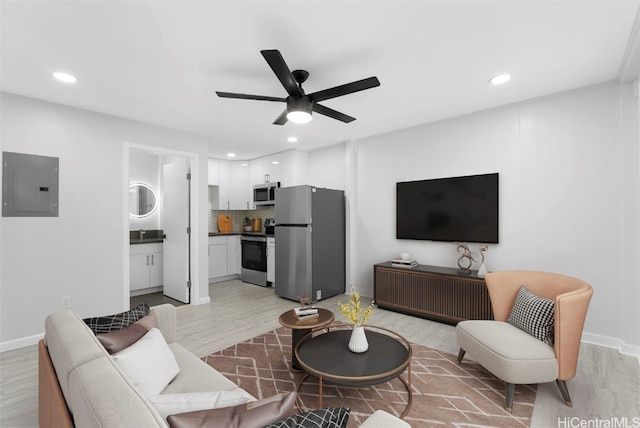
318 375 323 409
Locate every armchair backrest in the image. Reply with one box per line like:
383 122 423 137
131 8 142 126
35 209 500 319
484 271 593 380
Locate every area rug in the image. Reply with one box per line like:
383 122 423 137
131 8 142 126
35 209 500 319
202 325 536 427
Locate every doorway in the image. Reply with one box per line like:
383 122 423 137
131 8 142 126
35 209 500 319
126 145 199 306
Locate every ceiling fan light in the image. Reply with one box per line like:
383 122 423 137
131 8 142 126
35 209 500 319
286 110 312 124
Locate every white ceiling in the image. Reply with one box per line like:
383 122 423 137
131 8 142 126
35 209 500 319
2 1 639 160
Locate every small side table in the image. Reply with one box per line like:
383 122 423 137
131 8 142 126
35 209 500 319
279 308 334 371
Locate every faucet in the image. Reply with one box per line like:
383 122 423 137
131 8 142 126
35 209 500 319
139 230 146 240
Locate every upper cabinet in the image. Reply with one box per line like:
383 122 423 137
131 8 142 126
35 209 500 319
208 150 308 210
251 149 307 187
210 159 251 210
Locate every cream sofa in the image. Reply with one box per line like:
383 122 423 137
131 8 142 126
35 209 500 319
39 304 410 427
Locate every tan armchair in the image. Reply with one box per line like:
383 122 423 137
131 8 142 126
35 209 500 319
456 271 593 411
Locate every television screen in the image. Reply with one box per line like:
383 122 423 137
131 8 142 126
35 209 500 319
396 173 499 243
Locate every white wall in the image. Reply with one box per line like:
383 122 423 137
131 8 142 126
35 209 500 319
0 93 210 350
347 82 640 355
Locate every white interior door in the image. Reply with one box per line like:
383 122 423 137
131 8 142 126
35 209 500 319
162 156 190 303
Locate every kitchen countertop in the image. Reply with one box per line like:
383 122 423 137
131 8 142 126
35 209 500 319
209 231 269 237
129 238 164 245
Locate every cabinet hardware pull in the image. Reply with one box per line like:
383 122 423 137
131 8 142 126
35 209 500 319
151 254 154 265
146 255 149 266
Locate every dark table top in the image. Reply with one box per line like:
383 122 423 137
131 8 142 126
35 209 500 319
295 328 410 387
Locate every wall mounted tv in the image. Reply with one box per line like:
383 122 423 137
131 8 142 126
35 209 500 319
396 173 499 243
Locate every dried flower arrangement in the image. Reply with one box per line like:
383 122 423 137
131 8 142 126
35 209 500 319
337 287 375 327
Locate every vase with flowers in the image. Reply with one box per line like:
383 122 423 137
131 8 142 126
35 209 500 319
337 287 375 353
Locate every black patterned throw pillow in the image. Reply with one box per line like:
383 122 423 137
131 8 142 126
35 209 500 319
507 285 555 345
263 407 350 428
83 302 150 335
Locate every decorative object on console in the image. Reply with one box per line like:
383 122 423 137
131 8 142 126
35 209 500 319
456 242 474 272
391 257 418 268
477 245 488 277
337 287 375 353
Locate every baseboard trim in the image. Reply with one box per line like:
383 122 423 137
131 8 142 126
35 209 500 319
582 332 640 362
0 332 43 353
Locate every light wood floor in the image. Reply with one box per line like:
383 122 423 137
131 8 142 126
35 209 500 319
1 280 638 427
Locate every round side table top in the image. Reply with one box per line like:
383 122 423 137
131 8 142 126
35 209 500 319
279 307 334 330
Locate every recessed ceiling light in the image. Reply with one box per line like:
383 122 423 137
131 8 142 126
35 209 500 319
52 72 77 83
287 137 298 143
489 73 511 85
240 163 248 167
272 161 280 165
227 152 236 158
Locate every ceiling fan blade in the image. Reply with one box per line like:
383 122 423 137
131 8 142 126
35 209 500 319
273 109 289 125
313 103 356 123
260 50 304 98
216 91 286 102
308 77 380 102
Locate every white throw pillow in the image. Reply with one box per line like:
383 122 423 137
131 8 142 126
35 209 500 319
112 327 180 397
148 389 254 420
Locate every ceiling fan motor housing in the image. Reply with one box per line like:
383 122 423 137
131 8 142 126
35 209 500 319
287 95 313 114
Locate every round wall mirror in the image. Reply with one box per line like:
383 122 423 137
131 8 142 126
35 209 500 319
129 183 158 218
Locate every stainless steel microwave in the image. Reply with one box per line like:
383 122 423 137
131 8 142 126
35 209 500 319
253 182 280 206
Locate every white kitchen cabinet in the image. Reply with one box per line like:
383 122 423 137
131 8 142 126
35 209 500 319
227 235 240 275
208 235 241 280
130 243 163 291
213 160 252 210
207 158 219 185
267 237 275 284
250 149 306 188
208 236 228 279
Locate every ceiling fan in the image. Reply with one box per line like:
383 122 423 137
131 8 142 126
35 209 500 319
216 49 380 125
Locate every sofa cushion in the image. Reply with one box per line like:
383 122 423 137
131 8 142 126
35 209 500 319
68 356 167 427
456 320 558 384
507 285 555 345
97 312 158 354
166 391 297 428
162 344 248 395
83 302 150 334
150 390 256 422
112 328 180 397
264 407 350 428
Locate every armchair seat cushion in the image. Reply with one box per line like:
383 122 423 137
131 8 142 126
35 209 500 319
456 320 558 384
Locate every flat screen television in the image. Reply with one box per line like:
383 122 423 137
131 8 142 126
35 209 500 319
396 173 499 243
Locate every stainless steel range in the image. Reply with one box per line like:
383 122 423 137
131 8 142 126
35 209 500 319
240 235 268 287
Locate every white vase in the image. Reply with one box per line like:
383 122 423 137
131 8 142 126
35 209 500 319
348 325 369 353
477 262 487 278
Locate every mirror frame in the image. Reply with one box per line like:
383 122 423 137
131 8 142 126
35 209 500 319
129 182 158 218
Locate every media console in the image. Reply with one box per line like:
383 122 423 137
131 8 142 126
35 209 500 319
374 262 494 325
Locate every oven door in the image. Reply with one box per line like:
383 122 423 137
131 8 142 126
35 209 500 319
241 236 267 272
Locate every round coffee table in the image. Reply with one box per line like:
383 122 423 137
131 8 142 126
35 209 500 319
278 308 334 371
294 325 412 417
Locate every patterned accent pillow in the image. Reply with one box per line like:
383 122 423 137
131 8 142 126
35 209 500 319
96 312 158 354
507 285 555 345
83 302 150 334
264 407 350 428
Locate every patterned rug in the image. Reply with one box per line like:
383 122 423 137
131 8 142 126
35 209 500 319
202 325 536 427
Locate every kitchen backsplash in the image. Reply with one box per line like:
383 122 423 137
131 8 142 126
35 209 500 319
208 187 274 233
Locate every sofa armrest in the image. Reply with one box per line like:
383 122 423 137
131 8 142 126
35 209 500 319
359 410 411 428
151 304 177 343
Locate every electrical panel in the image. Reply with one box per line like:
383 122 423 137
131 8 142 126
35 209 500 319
2 151 59 217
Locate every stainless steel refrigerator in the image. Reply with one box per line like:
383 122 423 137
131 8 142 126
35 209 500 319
274 185 345 302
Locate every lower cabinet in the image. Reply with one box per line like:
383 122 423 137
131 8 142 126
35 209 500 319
374 262 493 324
130 243 163 292
208 235 240 281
